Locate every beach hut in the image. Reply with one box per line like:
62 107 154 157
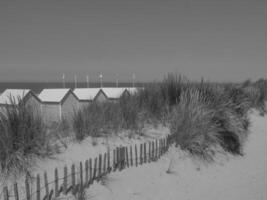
101 87 130 102
0 89 41 113
38 88 79 122
126 87 139 95
73 88 108 108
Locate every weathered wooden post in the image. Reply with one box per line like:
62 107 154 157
36 174 40 200
63 166 68 194
125 147 129 168
144 143 147 163
103 153 107 173
107 150 110 172
130 146 133 166
25 175 30 200
140 143 143 165
44 172 49 198
3 186 9 200
98 154 102 178
148 141 151 163
135 145 138 167
89 159 92 184
155 140 158 160
14 183 19 200
55 168 59 197
85 160 89 186
113 149 116 171
80 161 83 187
71 164 75 193
93 157 97 181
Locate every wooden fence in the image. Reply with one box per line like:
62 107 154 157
2 136 170 200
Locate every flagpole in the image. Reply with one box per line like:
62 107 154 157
74 74 77 88
99 73 103 88
86 75 89 88
116 74 119 87
62 73 65 88
132 73 135 88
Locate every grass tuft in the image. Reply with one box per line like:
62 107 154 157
0 97 52 175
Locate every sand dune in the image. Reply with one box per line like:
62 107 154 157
85 110 267 200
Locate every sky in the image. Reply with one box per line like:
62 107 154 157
0 0 267 82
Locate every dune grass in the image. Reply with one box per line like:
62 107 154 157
0 98 52 175
72 97 144 141
72 74 266 160
1 73 264 176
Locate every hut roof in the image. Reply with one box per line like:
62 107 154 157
101 87 127 99
38 88 72 103
0 89 31 105
127 87 139 95
73 88 102 101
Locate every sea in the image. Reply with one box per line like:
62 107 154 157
0 82 145 94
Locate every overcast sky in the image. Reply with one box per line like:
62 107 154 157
0 0 267 82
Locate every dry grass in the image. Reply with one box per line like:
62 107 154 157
0 98 52 175
170 88 221 161
72 74 266 161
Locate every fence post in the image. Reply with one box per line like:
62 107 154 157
130 146 133 166
80 161 83 187
71 164 75 193
107 150 110 172
14 183 19 200
98 154 102 178
103 153 107 174
117 147 120 170
93 157 97 181
25 175 30 200
125 147 129 168
3 186 8 200
164 138 167 153
155 140 158 160
135 145 138 167
148 141 151 163
55 168 59 197
63 166 68 194
144 143 147 163
89 158 92 184
44 172 49 198
36 174 40 200
119 147 122 170
124 147 126 169
151 141 153 161
160 139 162 157
140 143 143 165
162 138 165 153
152 141 155 161
85 160 89 186
121 147 125 170
113 149 116 171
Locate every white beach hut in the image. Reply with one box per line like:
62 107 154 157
38 88 79 122
0 89 41 113
126 87 139 95
101 87 130 102
73 88 108 108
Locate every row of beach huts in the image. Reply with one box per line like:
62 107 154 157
0 87 140 123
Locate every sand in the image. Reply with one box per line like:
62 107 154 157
80 110 267 200
1 110 267 200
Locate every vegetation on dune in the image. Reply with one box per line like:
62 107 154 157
170 89 221 161
72 98 143 141
1 74 266 174
0 98 52 175
72 74 266 161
